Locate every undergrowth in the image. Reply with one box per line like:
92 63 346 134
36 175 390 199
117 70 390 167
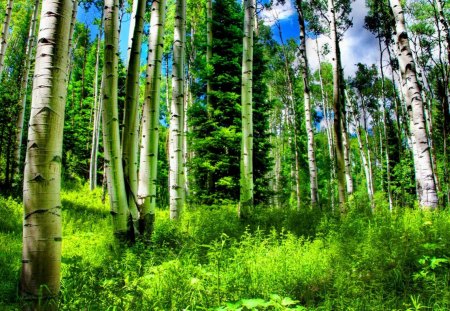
1 184 450 310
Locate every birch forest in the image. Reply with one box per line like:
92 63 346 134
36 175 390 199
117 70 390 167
1 0 450 309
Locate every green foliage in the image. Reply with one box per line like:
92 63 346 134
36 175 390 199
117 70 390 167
4 186 450 309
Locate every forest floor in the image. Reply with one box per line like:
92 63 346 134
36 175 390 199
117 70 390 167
1 182 450 310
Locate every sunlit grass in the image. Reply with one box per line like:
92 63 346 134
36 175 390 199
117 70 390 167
1 184 450 310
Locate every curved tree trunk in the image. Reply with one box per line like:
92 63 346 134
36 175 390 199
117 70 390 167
240 0 255 218
169 0 186 220
20 0 73 307
390 0 438 209
102 0 129 238
0 0 13 77
138 0 166 237
122 0 146 238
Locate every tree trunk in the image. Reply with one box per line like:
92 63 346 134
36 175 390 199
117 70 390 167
347 92 375 211
126 0 139 67
122 0 146 238
329 0 346 209
296 0 318 206
436 0 450 65
102 0 129 238
169 0 186 220
206 0 212 112
13 0 40 180
240 0 255 217
275 22 301 210
377 37 393 211
89 16 103 191
390 0 438 209
20 0 73 306
0 0 13 77
138 0 166 237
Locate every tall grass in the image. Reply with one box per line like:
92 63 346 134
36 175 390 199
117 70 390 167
1 184 450 310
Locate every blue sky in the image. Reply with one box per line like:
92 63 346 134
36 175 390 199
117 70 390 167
77 0 379 76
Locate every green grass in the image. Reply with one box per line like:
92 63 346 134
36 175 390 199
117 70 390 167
1 185 450 310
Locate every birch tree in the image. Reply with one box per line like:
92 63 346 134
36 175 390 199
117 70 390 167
102 0 129 237
89 16 103 191
122 0 146 237
169 0 186 219
14 0 40 178
20 0 73 305
240 0 255 216
0 0 13 77
295 0 319 206
138 0 167 236
390 0 438 209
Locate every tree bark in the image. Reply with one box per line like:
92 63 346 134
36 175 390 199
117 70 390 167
138 0 166 236
20 0 73 306
102 0 129 238
296 0 318 206
89 16 103 191
206 0 212 113
240 0 255 217
390 0 438 209
0 0 13 77
122 0 146 238
14 0 40 180
329 0 347 209
169 0 186 220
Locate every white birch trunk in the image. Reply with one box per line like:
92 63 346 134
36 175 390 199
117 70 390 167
102 0 129 238
14 0 40 178
206 0 212 111
138 0 166 236
122 0 146 238
329 0 347 208
390 0 438 209
240 0 255 217
296 0 318 206
126 0 138 68
0 0 13 77
169 0 186 220
89 18 103 191
20 0 73 305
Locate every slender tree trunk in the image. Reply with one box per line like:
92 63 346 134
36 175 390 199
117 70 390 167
390 0 438 209
89 16 103 191
169 0 186 220
316 38 336 210
377 68 394 209
20 0 73 306
102 0 129 238
240 0 255 217
436 0 450 64
14 0 40 180
275 22 301 209
206 0 212 113
296 0 318 206
138 0 166 237
90 77 103 191
126 0 138 67
0 0 13 77
122 0 146 238
342 117 353 194
347 92 375 211
329 0 346 209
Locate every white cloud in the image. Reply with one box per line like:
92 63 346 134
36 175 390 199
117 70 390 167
305 0 379 77
260 0 296 26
